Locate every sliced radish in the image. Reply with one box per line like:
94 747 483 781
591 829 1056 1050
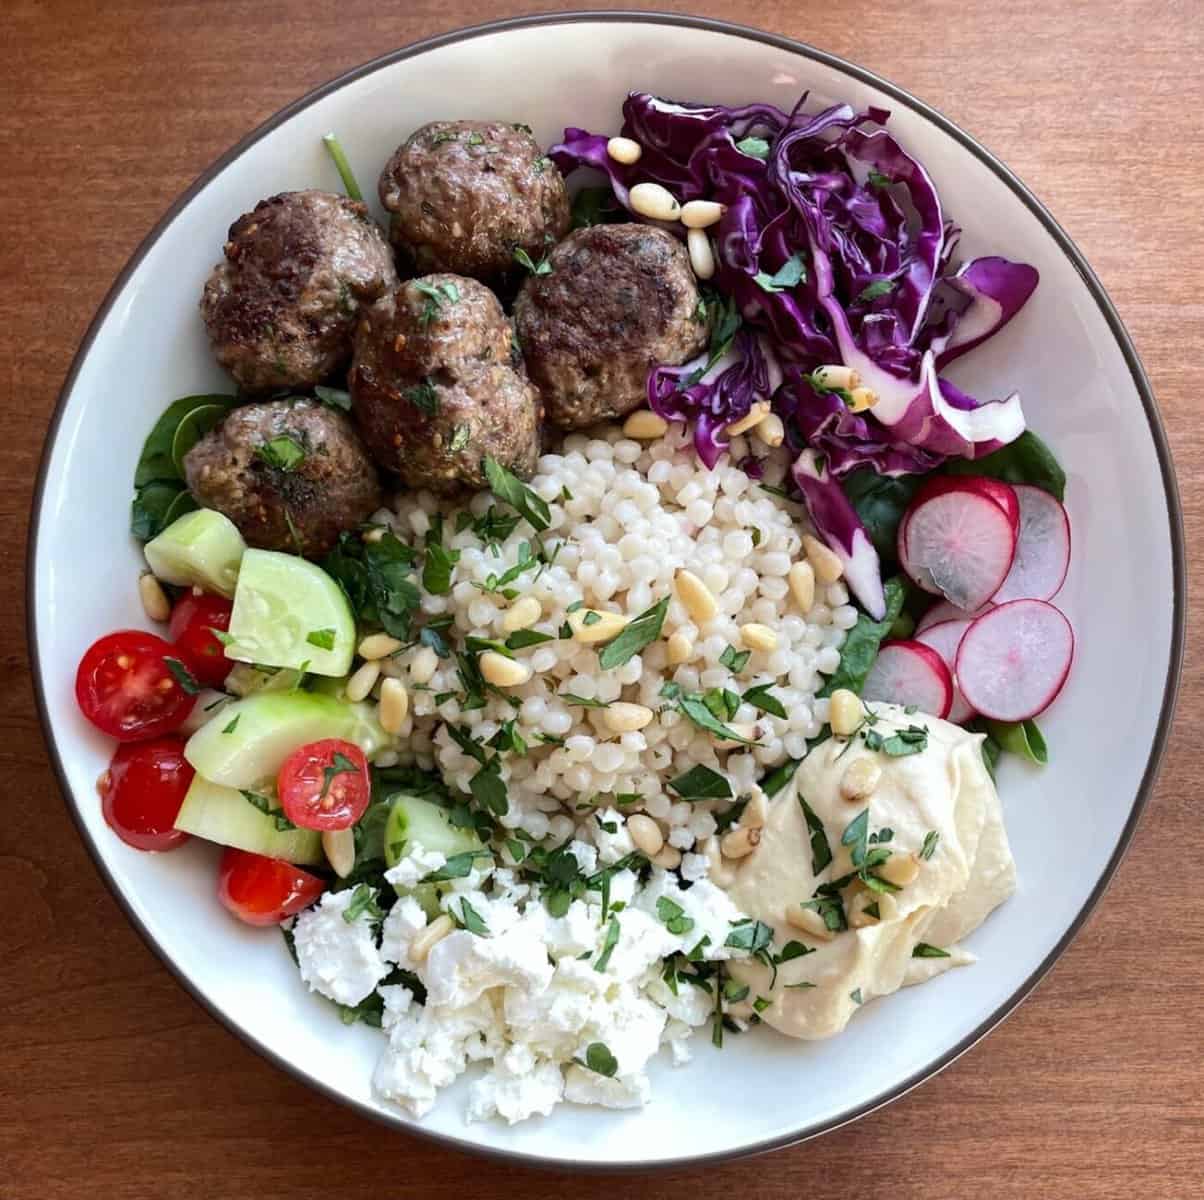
916 598 994 634
960 475 1019 528
862 640 954 719
991 484 1071 604
915 619 977 724
901 484 1018 610
955 599 1074 721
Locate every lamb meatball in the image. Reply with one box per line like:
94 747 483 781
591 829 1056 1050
379 121 570 286
513 223 708 430
201 190 398 394
184 399 382 558
350 274 541 492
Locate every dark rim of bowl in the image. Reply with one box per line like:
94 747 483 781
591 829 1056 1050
27 9 1186 1174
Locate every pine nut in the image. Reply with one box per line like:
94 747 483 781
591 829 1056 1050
569 608 629 644
687 228 715 280
674 569 718 624
479 651 532 687
701 835 736 887
725 401 771 437
378 677 409 732
840 757 882 802
629 181 681 222
717 721 759 744
603 702 654 733
622 409 669 439
627 814 664 857
877 853 920 888
606 136 642 165
754 413 785 448
743 792 768 830
740 622 778 653
828 688 863 737
358 633 403 660
501 594 541 633
410 914 455 963
345 660 381 702
848 386 878 412
813 364 860 391
651 844 682 870
138 572 171 622
408 645 438 685
786 904 834 941
721 826 761 858
788 561 816 612
322 828 356 878
681 199 725 229
363 527 386 544
803 534 844 584
666 630 693 664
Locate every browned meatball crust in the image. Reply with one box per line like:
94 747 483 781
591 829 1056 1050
201 190 398 394
379 121 570 285
513 223 708 430
350 274 541 492
183 399 382 557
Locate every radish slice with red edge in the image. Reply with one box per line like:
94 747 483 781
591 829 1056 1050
990 484 1071 604
915 598 994 634
955 599 1074 722
861 639 954 719
901 482 1018 611
914 619 977 724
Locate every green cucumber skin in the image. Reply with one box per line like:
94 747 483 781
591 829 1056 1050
144 508 245 597
226 549 355 678
383 794 484 903
185 691 386 789
174 776 322 865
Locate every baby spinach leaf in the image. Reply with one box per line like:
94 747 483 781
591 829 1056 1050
817 576 907 698
944 429 1066 500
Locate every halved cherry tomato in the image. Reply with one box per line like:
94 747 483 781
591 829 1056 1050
76 630 196 741
217 848 325 926
98 737 194 851
168 592 233 688
277 738 370 831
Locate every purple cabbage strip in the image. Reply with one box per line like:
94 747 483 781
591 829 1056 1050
791 450 886 619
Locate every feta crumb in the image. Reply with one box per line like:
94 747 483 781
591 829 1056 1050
591 808 635 864
636 870 750 960
563 1065 651 1109
423 921 554 1008
466 1045 564 1125
680 852 710 882
380 896 428 970
567 838 599 874
292 890 389 1006
384 845 447 890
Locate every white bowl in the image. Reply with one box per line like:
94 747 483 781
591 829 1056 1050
29 13 1185 1169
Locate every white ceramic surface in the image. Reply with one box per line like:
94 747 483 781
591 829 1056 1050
29 14 1183 1169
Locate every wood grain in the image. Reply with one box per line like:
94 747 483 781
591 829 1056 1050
2 2 1200 1196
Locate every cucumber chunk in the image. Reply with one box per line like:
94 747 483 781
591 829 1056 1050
144 508 245 597
223 663 305 697
383 794 487 906
174 776 322 864
225 549 355 677
185 691 386 789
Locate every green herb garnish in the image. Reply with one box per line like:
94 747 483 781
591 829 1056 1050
306 628 336 651
256 435 305 472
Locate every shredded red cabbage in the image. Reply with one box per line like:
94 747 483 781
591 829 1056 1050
550 92 1039 617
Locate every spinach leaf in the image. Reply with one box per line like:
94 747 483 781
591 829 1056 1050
985 718 1048 766
130 481 196 541
134 393 237 489
944 430 1066 500
570 186 622 229
483 456 551 532
841 470 922 562
817 576 907 698
668 764 732 801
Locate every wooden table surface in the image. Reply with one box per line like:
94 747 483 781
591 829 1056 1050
3 1 1199 1196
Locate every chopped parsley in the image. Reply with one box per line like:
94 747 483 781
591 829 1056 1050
581 1042 618 1077
754 253 806 293
422 542 460 595
505 628 554 650
743 683 786 719
221 715 240 735
864 724 929 757
483 456 551 531
454 897 490 936
342 884 384 924
760 757 801 798
314 384 352 412
318 751 360 802
668 763 733 801
594 916 621 972
655 896 696 937
448 424 471 453
598 595 669 670
305 628 336 651
163 656 200 695
920 830 940 860
798 795 833 874
675 691 758 744
735 135 771 158
913 943 951 959
421 850 491 882
404 379 439 415
850 988 863 1005
512 246 553 276
719 644 751 672
857 279 896 303
559 693 610 709
240 790 296 832
412 278 460 324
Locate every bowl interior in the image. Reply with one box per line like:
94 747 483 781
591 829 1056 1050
31 15 1181 1168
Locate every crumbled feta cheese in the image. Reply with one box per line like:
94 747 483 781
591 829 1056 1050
597 908 680 982
466 1044 564 1125
423 920 554 1008
575 983 666 1078
292 889 389 1006
679 852 710 882
591 808 635 864
380 895 429 970
567 838 599 874
668 826 694 850
563 1064 651 1109
384 845 447 890
543 899 599 959
636 870 750 960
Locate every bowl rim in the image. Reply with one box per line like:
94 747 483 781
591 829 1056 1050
27 9 1186 1171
